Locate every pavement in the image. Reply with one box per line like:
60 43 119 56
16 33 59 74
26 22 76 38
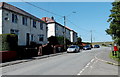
0 52 67 67
95 49 119 66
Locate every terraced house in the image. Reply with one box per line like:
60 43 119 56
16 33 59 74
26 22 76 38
42 17 64 38
42 17 78 43
0 2 48 46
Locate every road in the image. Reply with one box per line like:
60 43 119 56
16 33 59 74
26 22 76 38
1 47 118 75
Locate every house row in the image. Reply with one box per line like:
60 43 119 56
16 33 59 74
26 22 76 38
0 2 78 46
41 17 78 43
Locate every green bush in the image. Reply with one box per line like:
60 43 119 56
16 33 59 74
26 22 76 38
0 34 18 51
48 36 72 46
56 36 71 45
56 36 64 45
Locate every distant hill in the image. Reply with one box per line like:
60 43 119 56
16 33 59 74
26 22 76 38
92 42 113 46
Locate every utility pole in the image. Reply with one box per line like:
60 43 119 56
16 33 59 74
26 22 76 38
64 16 66 50
90 30 92 45
63 12 76 50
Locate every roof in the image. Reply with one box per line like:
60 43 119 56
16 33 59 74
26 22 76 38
41 17 77 34
42 17 74 30
65 26 77 33
72 30 77 33
41 17 55 23
42 17 64 28
65 26 72 31
0 2 45 23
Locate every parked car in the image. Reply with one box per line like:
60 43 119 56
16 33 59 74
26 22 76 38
83 45 91 50
94 45 100 48
108 44 112 47
67 45 80 53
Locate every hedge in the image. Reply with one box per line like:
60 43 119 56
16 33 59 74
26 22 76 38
0 34 18 51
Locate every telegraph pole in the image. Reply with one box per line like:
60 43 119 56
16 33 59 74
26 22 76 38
64 16 66 50
63 12 76 50
90 30 93 45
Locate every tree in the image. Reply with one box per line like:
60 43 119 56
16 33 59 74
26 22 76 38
66 38 72 45
48 36 71 45
106 1 120 46
56 36 64 45
77 37 82 45
48 36 59 45
56 36 71 45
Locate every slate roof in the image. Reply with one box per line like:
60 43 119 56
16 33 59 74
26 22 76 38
0 2 45 23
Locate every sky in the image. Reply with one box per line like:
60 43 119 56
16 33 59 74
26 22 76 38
7 2 114 42
1 0 115 2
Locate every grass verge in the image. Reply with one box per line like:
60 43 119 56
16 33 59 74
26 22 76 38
109 51 120 62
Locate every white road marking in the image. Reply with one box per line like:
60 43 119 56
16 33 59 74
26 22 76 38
77 58 95 75
90 59 94 62
86 62 91 67
77 68 85 75
91 59 98 67
78 47 114 75
94 50 118 65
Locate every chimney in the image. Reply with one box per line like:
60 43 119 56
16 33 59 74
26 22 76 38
43 17 47 22
51 16 54 20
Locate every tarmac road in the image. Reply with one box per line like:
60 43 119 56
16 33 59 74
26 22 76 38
1 47 118 75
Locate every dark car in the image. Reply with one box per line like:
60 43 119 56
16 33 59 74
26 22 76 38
94 45 100 48
83 45 91 50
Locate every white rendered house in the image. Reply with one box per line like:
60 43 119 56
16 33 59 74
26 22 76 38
42 17 64 38
0 2 48 46
42 17 78 43
70 30 78 43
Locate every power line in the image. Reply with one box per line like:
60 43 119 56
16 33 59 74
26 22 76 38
21 0 63 17
67 19 103 35
20 1 103 40
20 0 89 33
66 19 105 42
67 19 90 32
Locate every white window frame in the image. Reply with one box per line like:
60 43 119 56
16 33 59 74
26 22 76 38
33 20 36 28
38 34 44 42
55 24 58 30
12 13 18 23
31 34 34 41
22 16 27 26
10 29 19 35
40 22 43 30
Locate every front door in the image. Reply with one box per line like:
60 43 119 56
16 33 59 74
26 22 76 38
26 33 30 45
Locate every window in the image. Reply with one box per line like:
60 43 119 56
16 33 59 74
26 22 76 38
10 29 19 35
22 16 27 25
38 34 44 42
40 22 43 30
55 24 58 30
33 20 36 28
31 34 34 41
12 14 18 23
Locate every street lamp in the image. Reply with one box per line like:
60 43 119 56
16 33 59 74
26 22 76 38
66 12 77 17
